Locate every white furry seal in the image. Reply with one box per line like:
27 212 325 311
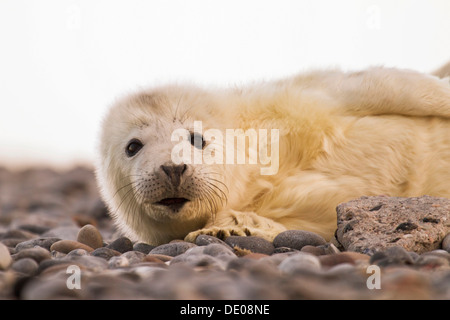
96 67 450 245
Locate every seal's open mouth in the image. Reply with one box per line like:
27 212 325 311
155 198 189 211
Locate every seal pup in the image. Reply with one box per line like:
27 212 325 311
96 67 450 245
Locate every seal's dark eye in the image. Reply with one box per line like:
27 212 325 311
125 139 143 157
190 132 206 149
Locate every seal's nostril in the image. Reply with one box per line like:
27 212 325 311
160 164 187 186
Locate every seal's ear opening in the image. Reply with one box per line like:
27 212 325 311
125 138 144 157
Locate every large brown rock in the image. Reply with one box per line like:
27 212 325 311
336 195 450 254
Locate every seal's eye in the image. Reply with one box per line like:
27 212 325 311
125 139 144 157
190 132 206 149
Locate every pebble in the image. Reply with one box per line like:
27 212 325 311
91 247 121 260
50 240 94 254
106 237 133 253
4 168 450 300
66 248 89 258
186 243 236 258
318 252 363 267
1 229 37 240
0 242 12 270
77 224 104 249
442 233 450 253
171 253 226 270
37 259 73 274
133 242 155 254
121 251 146 265
370 246 415 266
144 254 173 263
108 256 130 268
321 243 341 255
150 241 197 257
11 258 39 276
1 238 24 248
273 246 299 254
17 224 51 235
15 237 61 251
64 255 108 272
415 254 449 269
195 235 229 247
12 247 51 263
278 252 322 274
301 245 326 256
273 230 327 250
42 226 80 241
224 236 275 255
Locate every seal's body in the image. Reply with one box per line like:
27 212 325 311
96 67 450 245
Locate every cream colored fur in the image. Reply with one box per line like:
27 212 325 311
96 67 450 245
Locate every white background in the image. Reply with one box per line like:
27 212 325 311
1 0 449 169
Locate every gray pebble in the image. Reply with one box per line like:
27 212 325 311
415 255 449 268
260 252 296 266
77 224 104 249
0 242 12 270
11 258 39 276
224 236 274 255
273 230 327 250
108 256 130 268
370 246 415 266
91 247 121 260
65 255 108 272
195 235 228 247
226 256 260 272
150 241 197 257
42 226 80 241
278 252 322 274
15 237 61 252
1 238 23 248
1 229 37 240
133 242 155 254
18 224 51 235
37 259 73 274
121 251 146 265
442 233 450 253
273 247 299 254
12 247 51 263
66 248 89 258
186 243 236 258
171 253 227 270
106 237 133 253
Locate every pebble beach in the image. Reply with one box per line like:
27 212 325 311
1 166 450 300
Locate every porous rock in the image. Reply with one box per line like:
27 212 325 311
336 195 450 254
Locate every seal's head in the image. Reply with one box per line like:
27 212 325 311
96 85 230 245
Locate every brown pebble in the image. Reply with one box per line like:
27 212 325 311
318 252 356 267
301 245 326 256
72 213 98 228
143 256 165 264
340 251 370 262
242 253 269 260
144 254 173 263
77 224 103 249
50 240 94 254
12 247 51 263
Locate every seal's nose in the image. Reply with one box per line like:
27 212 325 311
160 163 187 187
